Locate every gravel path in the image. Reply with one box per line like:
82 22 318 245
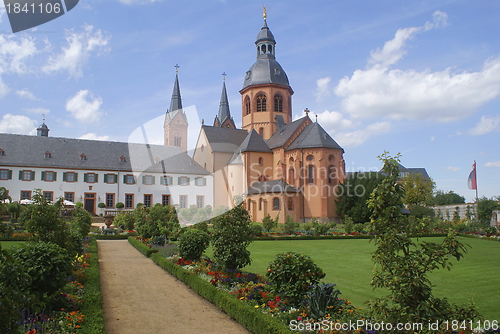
98 240 250 334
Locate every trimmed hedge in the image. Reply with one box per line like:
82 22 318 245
128 237 293 334
80 238 105 334
254 233 448 241
128 236 158 257
94 234 134 240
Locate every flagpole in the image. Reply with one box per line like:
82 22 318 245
475 160 479 202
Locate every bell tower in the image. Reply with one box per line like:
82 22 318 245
239 8 294 140
164 65 188 152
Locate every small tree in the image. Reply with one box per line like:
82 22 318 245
367 152 478 324
343 216 354 234
211 204 252 270
283 215 296 234
262 214 277 232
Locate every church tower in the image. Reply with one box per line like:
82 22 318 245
164 66 188 152
213 74 236 128
239 9 294 140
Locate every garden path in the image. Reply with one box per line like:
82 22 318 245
98 240 250 334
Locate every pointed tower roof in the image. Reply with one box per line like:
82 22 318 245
214 75 236 128
165 66 188 124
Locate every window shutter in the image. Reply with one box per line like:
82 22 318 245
187 177 190 185
53 172 57 181
31 171 35 180
63 172 67 181
103 174 107 183
203 178 206 186
95 174 98 183
169 177 173 186
74 173 78 182
142 175 145 184
152 176 155 185
41 171 45 181
178 177 181 185
160 176 164 185
84 173 88 182
123 175 127 183
7 170 12 180
19 170 22 180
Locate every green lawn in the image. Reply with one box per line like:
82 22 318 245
206 237 500 320
0 241 25 249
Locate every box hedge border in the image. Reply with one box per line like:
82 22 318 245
253 233 447 241
128 236 158 257
80 237 106 334
128 237 293 334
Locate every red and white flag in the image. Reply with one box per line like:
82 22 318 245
468 162 477 190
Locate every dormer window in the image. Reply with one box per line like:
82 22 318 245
119 156 126 163
80 154 87 161
44 151 51 159
0 148 4 156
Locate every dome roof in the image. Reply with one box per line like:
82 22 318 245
37 123 49 129
243 58 289 88
256 22 275 44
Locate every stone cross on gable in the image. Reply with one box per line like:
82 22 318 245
175 64 180 73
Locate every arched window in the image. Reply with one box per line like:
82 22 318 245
245 96 251 115
328 154 335 162
289 157 294 164
256 94 267 112
328 165 336 184
307 155 314 162
273 197 280 210
274 94 283 112
258 157 264 166
288 198 293 211
288 168 295 185
259 127 264 137
308 165 315 184
259 198 263 211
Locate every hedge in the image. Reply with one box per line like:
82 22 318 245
94 234 134 240
80 237 105 334
128 236 158 257
253 233 447 241
128 237 293 334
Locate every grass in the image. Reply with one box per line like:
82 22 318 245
206 237 500 320
0 240 25 249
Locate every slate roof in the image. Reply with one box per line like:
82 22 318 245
379 163 430 181
237 129 271 153
265 117 308 149
246 179 300 195
202 126 248 153
0 133 209 175
286 122 344 152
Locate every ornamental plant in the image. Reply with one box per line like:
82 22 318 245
262 214 277 232
266 251 325 307
367 152 480 325
305 283 344 320
179 228 210 261
211 204 252 270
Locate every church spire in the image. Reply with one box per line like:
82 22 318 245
214 73 235 128
168 64 183 113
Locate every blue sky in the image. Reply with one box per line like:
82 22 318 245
0 0 499 202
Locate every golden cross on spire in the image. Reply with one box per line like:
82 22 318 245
304 108 310 116
263 6 267 20
174 64 180 74
222 72 227 81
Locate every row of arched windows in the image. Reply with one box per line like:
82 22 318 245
244 93 284 115
256 197 294 211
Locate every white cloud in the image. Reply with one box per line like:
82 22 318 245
315 77 331 101
468 114 500 136
0 77 9 97
16 89 37 100
447 166 460 172
24 107 50 115
43 24 110 78
335 121 391 147
485 161 500 167
333 11 500 122
66 90 104 123
0 114 37 135
79 133 110 141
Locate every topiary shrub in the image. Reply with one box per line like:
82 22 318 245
178 228 210 261
115 202 124 209
266 251 325 306
250 224 263 237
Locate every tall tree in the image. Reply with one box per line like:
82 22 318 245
428 190 466 206
401 173 435 206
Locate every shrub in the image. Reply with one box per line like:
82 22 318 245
11 241 73 298
314 222 329 235
250 224 263 237
305 283 344 320
113 212 135 231
97 202 105 209
262 214 278 232
71 206 93 238
266 251 325 306
343 216 354 234
115 202 124 209
212 204 252 270
484 226 497 235
179 229 210 261
283 215 296 235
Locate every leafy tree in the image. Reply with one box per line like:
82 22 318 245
211 204 252 270
343 216 354 234
476 196 500 226
367 152 478 324
401 172 435 206
283 215 296 234
71 206 92 238
6 202 22 222
178 229 210 261
428 190 466 206
408 204 435 219
335 172 385 223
